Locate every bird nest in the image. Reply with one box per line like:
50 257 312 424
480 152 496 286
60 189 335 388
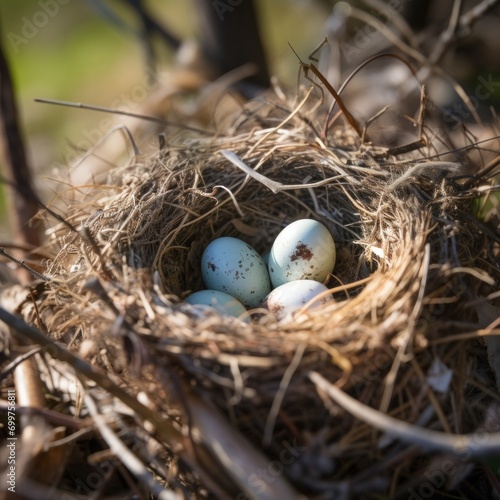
2 84 500 499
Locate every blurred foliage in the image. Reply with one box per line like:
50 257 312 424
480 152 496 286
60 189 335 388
1 1 328 168
0 0 329 234
472 176 500 230
1 1 498 235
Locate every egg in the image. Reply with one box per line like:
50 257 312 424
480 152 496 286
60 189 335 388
266 280 333 320
268 219 336 287
261 251 270 266
201 237 271 308
185 290 248 321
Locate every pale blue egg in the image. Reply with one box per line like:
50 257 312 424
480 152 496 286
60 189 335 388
185 290 248 321
201 237 271 308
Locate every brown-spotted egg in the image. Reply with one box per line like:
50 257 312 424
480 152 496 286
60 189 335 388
268 219 336 288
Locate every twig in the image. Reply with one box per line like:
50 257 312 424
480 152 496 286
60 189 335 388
263 343 306 447
362 0 419 47
221 150 354 194
183 389 304 500
0 247 51 282
424 0 463 69
347 6 482 124
463 154 500 188
0 347 41 380
458 0 500 34
0 306 183 445
309 371 500 457
34 98 212 135
290 40 362 138
324 53 420 137
84 393 181 500
0 400 88 430
0 29 40 264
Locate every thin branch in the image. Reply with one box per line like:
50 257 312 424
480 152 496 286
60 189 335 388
310 371 500 457
34 98 212 135
0 306 184 445
84 393 181 500
263 343 306 447
0 247 51 282
0 31 40 258
458 0 500 33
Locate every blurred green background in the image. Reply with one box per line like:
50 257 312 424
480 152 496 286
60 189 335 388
0 0 329 237
1 1 499 239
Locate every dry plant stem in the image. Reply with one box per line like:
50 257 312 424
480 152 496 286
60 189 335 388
424 0 463 70
263 343 306 447
34 98 212 136
84 393 181 500
324 52 421 136
362 0 418 47
221 150 344 194
0 347 41 380
422 0 500 81
463 154 500 188
0 400 87 430
380 244 430 414
310 371 500 457
0 38 40 255
347 7 481 124
0 248 50 282
0 306 185 449
458 0 500 29
183 389 305 500
429 328 500 346
293 41 362 138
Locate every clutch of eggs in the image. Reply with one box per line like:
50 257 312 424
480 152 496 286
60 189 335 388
188 219 336 321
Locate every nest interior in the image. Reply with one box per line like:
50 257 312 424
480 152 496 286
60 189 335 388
3 86 500 498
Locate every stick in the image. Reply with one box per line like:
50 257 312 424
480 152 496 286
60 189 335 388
0 31 40 261
310 371 500 457
85 393 181 500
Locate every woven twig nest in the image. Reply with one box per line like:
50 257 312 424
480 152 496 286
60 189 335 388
5 86 500 498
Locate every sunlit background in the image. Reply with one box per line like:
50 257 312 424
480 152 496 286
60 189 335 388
1 1 499 237
0 0 330 237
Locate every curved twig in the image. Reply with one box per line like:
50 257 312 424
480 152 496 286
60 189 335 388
310 371 500 457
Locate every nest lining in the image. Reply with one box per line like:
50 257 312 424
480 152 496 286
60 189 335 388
6 88 500 497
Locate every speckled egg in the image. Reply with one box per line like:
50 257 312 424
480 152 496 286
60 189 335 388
266 280 333 320
268 219 336 287
201 237 271 308
185 290 248 321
